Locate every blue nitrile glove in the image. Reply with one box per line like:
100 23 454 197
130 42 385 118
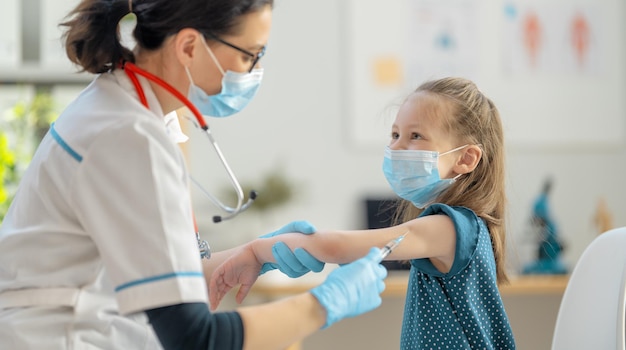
310 247 387 329
259 220 325 277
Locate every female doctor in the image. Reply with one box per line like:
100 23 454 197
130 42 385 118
0 0 388 349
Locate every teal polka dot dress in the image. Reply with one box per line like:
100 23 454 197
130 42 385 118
400 204 516 349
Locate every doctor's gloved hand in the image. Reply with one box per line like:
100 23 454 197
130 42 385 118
310 247 387 329
259 220 325 277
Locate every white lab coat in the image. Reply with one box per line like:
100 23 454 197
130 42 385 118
0 70 207 349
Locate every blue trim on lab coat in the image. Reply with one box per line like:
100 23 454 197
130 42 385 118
115 271 205 292
50 122 83 162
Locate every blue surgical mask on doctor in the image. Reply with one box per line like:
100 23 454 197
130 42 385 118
184 41 264 118
382 145 467 208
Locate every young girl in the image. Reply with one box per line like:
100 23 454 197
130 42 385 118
210 77 516 349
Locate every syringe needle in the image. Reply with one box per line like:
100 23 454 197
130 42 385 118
379 231 409 262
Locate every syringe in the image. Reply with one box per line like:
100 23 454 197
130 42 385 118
379 231 409 262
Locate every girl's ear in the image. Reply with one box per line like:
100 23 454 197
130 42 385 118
453 145 482 174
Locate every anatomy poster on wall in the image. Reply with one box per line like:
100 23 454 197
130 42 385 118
343 0 480 149
344 0 623 149
502 3 603 75
406 0 480 86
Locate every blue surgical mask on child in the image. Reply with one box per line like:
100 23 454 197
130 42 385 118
382 145 467 208
184 42 264 118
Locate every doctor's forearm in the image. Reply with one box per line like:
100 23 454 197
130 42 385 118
238 292 325 350
147 303 244 350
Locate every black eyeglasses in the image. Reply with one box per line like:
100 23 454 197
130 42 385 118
206 33 266 73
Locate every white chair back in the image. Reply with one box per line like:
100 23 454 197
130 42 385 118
551 227 626 350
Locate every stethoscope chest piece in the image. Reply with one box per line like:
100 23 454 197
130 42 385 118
197 232 211 260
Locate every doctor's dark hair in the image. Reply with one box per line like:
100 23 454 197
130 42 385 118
61 0 274 74
392 77 509 285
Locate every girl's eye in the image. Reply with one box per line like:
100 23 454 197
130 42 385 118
390 132 399 140
410 132 421 140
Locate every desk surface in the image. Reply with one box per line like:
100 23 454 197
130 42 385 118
251 273 569 298
251 273 569 350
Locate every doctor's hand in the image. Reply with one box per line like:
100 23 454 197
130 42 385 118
310 247 387 329
259 220 325 277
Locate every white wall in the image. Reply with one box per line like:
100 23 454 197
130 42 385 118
8 0 624 269
192 0 626 272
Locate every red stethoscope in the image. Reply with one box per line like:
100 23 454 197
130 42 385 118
122 61 257 258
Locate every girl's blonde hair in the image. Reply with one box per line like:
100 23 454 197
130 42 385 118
392 77 509 284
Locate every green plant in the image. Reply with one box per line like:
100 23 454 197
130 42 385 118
0 91 58 221
247 170 294 212
220 168 296 213
0 133 16 218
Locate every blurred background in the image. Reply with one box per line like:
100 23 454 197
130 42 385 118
1 0 624 349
